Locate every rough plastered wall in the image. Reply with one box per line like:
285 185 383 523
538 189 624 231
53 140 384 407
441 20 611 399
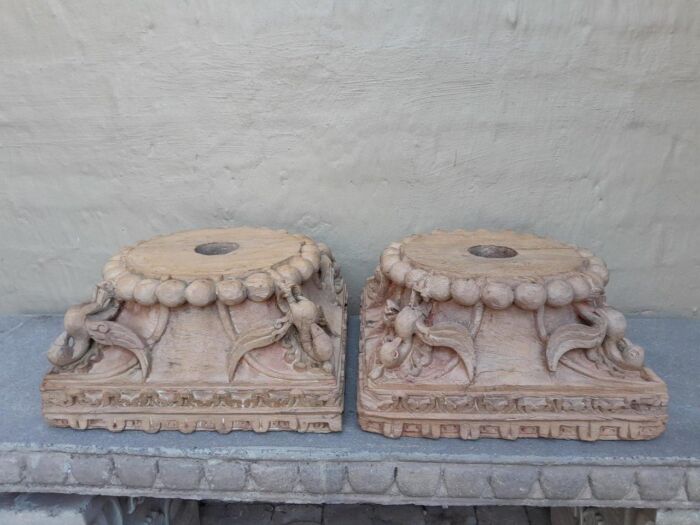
1 1 699 316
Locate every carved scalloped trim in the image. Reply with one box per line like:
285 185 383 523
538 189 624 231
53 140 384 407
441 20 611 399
101 239 334 308
2 450 694 506
378 231 609 307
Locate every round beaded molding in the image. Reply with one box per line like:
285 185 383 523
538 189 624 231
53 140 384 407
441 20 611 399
379 230 609 309
101 229 333 308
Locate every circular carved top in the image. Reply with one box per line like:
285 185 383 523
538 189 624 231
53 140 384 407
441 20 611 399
402 230 583 279
379 230 609 307
102 228 330 307
124 228 307 280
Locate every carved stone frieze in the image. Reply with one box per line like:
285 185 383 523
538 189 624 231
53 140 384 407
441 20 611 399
358 230 668 440
41 228 347 433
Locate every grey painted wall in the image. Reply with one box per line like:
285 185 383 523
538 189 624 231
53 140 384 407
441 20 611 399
1 1 699 316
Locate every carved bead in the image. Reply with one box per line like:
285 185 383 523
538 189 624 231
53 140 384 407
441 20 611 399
604 308 627 339
290 256 315 281
276 264 302 285
394 308 423 339
244 273 274 302
300 244 321 271
389 261 412 285
588 256 605 268
451 279 481 306
623 344 645 369
380 250 401 274
568 275 591 302
589 264 609 285
482 283 514 310
185 279 216 307
216 279 246 305
546 279 574 307
115 274 141 301
514 283 546 310
102 260 124 280
317 242 333 258
133 279 160 306
405 269 428 289
156 279 187 307
424 274 451 301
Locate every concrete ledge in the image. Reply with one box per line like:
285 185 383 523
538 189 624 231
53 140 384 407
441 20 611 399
1 315 700 508
1 451 700 508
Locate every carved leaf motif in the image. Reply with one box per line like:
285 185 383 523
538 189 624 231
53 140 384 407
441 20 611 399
415 321 475 383
85 320 150 380
545 314 607 372
86 320 144 349
227 317 292 381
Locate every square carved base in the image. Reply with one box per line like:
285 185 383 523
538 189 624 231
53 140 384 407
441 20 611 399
358 230 668 441
42 228 347 434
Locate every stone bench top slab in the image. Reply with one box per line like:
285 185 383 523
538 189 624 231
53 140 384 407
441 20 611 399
1 315 699 508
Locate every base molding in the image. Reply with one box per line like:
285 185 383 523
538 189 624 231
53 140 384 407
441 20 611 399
358 411 667 441
43 411 342 434
1 449 698 509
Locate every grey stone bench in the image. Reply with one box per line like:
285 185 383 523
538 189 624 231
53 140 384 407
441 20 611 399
0 315 698 511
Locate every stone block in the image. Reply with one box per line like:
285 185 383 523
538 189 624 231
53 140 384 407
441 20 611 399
636 467 685 501
205 460 247 491
489 466 539 499
70 456 112 485
347 462 395 494
249 461 298 493
299 462 345 494
443 465 491 498
0 454 23 484
686 469 700 501
539 466 589 500
395 464 441 497
158 458 203 490
114 455 157 488
589 467 635 500
25 452 71 485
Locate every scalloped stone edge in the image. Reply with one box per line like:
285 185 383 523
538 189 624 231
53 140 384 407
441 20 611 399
102 237 332 307
1 450 698 508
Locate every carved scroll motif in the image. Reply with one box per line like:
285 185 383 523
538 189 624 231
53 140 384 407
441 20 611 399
225 315 293 381
219 273 339 382
546 303 646 373
47 282 152 381
369 299 476 385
